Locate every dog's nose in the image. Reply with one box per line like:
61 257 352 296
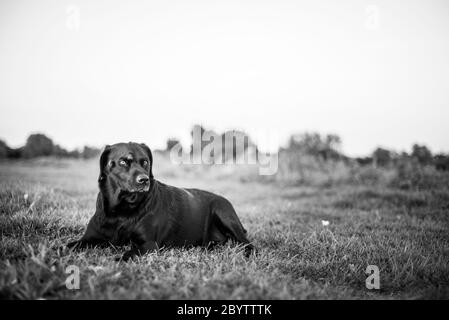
136 174 149 184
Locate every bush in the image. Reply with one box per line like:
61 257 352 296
22 134 55 158
0 140 8 158
286 132 342 160
434 154 449 171
349 166 395 186
411 144 432 166
390 161 449 190
272 150 351 186
372 147 393 167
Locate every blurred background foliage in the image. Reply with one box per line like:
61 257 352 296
1 125 448 190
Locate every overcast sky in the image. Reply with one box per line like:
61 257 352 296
0 0 448 156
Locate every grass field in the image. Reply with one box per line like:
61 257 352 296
0 156 448 299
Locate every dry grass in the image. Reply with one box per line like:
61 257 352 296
0 156 448 299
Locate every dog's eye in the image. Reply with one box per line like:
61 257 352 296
119 160 128 167
142 160 148 166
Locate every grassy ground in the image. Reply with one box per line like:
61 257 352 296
0 157 448 299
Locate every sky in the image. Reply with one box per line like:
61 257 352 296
0 0 448 156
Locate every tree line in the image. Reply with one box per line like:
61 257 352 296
355 145 449 171
1 129 448 171
0 134 101 159
165 126 449 171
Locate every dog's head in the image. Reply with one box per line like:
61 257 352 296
98 142 154 209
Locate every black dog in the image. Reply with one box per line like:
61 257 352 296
67 142 254 260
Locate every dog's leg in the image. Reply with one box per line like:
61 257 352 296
66 212 112 250
212 201 255 257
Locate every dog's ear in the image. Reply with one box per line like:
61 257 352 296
98 145 112 183
140 143 154 180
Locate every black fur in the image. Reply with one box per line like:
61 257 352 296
67 142 254 260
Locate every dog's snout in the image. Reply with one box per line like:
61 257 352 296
136 174 149 184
